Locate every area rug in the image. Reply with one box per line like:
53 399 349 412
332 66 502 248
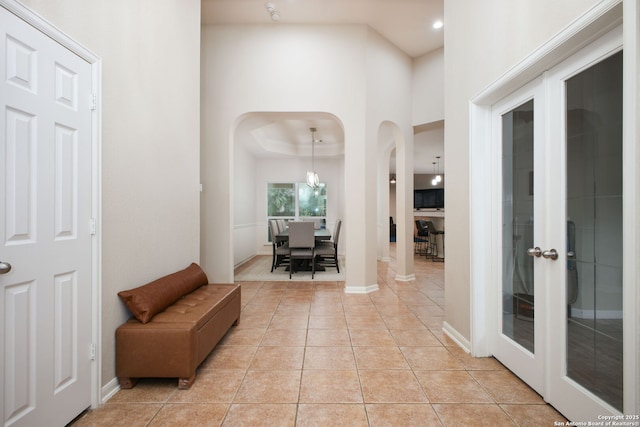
234 255 345 282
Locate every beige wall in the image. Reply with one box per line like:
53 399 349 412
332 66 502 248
443 0 601 341
413 48 444 126
20 0 202 389
201 24 414 289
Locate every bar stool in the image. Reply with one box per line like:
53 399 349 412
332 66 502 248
425 220 444 262
414 220 429 255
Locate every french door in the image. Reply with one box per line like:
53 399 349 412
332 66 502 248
493 26 624 420
493 77 546 395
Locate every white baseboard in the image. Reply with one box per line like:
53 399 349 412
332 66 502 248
101 377 120 404
395 274 416 282
344 283 379 294
443 321 471 354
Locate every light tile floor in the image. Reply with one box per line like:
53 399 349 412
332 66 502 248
70 247 568 426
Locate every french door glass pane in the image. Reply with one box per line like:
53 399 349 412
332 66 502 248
565 50 623 411
502 99 535 353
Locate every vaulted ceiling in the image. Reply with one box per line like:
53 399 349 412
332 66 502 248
201 0 444 58
202 0 444 173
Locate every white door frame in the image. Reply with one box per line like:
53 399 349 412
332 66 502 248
469 0 639 415
0 0 103 409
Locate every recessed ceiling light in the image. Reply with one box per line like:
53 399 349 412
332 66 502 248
433 20 443 29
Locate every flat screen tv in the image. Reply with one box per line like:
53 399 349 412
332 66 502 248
414 188 444 209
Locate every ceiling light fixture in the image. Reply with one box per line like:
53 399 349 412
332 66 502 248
265 2 280 21
306 127 320 190
433 20 443 29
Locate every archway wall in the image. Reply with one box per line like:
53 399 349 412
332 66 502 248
365 30 415 286
232 112 345 266
377 122 414 281
201 24 414 291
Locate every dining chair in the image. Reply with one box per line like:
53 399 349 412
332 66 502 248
288 221 316 279
276 219 287 234
269 219 289 272
315 219 341 273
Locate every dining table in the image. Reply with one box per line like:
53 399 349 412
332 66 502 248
275 228 332 244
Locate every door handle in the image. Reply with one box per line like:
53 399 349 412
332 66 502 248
527 247 542 257
542 249 558 260
0 261 12 274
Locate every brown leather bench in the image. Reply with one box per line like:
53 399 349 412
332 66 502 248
116 263 240 389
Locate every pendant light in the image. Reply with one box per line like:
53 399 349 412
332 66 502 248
306 127 320 189
435 156 442 183
431 162 438 186
431 156 442 186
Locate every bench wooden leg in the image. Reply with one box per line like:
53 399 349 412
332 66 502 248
233 317 240 326
178 374 196 390
118 377 138 389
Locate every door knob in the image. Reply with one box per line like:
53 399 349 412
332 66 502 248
0 261 12 274
527 247 542 257
542 249 558 260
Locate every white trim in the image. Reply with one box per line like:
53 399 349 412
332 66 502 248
471 0 622 106
91 60 103 409
0 0 103 410
0 0 98 63
344 284 379 294
100 378 120 405
622 0 640 414
234 254 257 269
443 321 471 354
234 222 261 230
394 274 415 282
469 103 493 357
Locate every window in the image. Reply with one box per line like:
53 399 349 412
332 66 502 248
298 183 326 217
267 183 296 217
266 182 327 241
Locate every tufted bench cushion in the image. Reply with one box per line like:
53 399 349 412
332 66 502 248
116 265 240 390
152 284 239 328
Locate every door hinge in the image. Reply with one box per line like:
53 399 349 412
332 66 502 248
90 343 96 360
89 218 96 235
90 93 97 111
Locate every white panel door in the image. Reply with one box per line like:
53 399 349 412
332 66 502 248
0 5 93 427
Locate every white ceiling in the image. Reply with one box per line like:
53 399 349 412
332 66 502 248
201 0 444 58
202 0 444 174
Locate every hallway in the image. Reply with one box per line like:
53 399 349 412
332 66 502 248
71 247 567 426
